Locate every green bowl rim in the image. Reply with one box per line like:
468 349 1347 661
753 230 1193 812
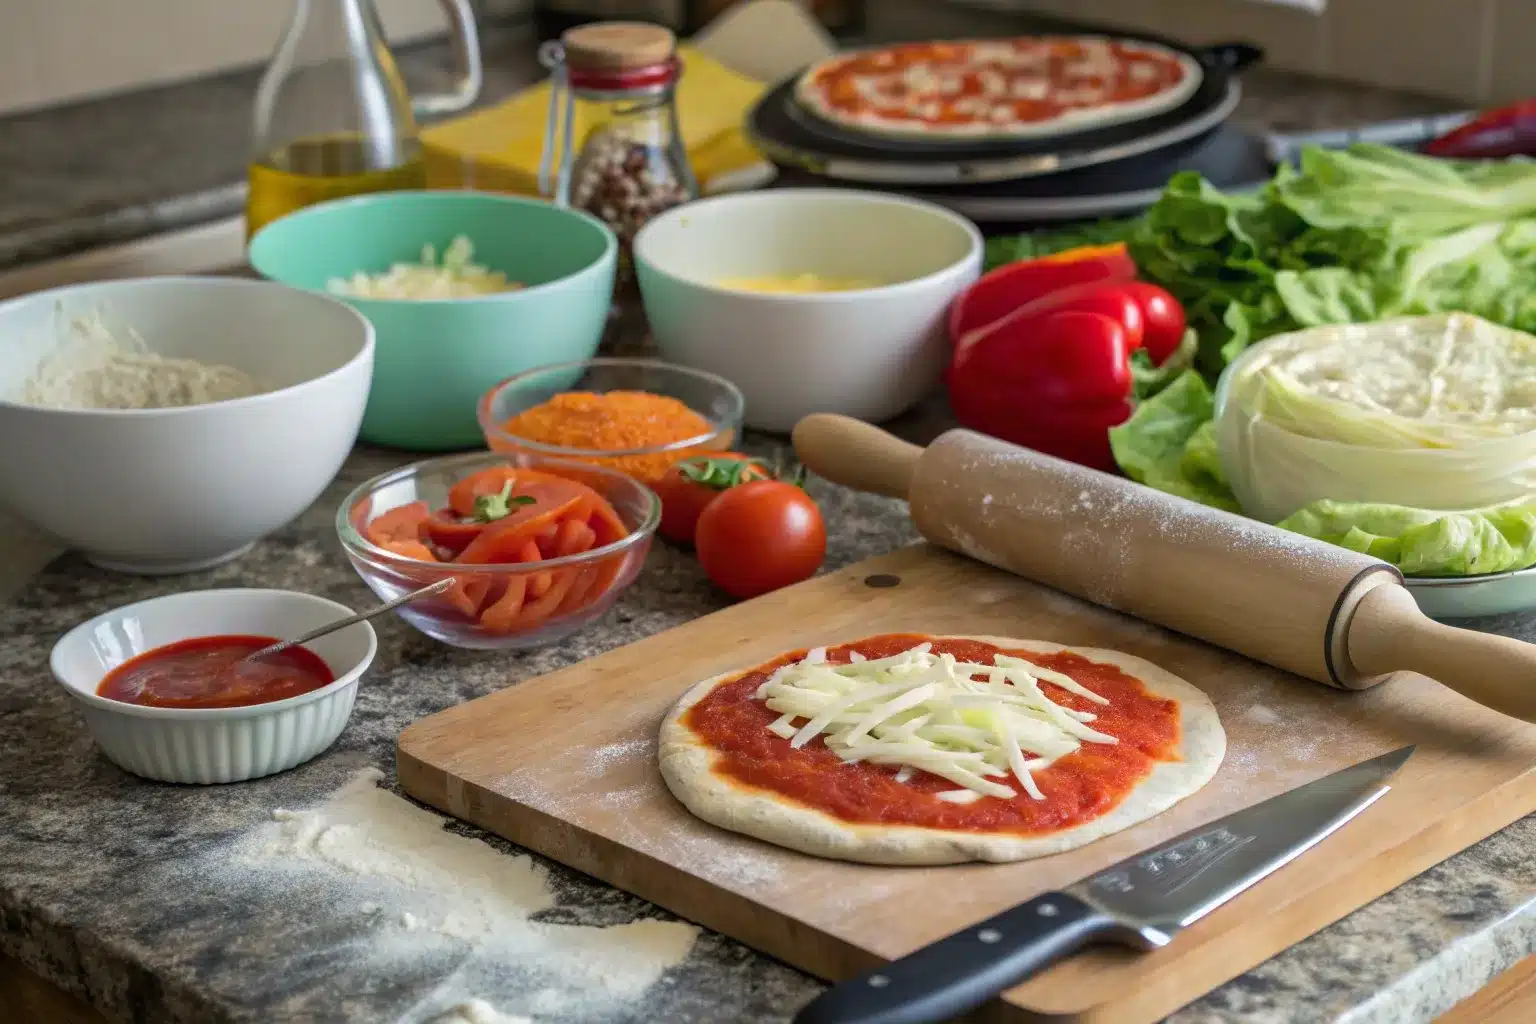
247 190 619 308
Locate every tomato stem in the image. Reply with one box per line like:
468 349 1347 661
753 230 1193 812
677 456 770 490
473 481 537 523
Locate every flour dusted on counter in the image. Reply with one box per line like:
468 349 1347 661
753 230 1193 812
236 768 698 1022
432 1000 531 1024
20 311 265 410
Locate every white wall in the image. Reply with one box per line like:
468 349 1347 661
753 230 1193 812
0 0 532 117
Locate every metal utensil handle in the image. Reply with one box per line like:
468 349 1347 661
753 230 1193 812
246 577 455 661
412 0 482 117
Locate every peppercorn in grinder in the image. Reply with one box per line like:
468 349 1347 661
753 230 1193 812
540 21 699 288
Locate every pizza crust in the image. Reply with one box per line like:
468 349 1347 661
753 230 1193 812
793 37 1204 142
658 636 1226 866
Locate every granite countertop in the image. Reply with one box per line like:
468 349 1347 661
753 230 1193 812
0 12 1531 1024
0 414 1532 1024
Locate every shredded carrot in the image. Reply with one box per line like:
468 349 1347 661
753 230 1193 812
495 390 726 483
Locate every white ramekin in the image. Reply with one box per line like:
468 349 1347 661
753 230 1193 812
50 588 377 784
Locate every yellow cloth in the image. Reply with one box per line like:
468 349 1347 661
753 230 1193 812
421 44 768 196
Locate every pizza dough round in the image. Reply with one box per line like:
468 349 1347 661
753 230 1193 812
658 636 1225 866
793 36 1204 142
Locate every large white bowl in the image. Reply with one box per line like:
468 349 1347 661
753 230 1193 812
634 189 983 432
50 588 377 784
0 277 374 573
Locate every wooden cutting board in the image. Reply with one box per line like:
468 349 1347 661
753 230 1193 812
397 544 1536 1023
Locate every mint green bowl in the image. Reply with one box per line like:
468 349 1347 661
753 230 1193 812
249 191 617 450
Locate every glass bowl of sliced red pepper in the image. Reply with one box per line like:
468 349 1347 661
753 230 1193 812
336 452 660 650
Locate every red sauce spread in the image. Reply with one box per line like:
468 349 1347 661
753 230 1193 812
96 635 335 709
814 39 1186 127
683 633 1181 835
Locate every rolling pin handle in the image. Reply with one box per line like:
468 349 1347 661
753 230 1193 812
792 414 922 500
1348 584 1536 723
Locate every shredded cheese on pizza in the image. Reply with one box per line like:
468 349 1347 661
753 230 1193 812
755 643 1116 802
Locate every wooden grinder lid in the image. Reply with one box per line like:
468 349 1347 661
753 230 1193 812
561 21 677 73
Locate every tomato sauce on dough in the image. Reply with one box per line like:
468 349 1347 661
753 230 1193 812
809 39 1188 128
682 633 1182 835
96 635 335 709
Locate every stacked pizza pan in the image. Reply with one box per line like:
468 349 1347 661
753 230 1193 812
745 32 1272 223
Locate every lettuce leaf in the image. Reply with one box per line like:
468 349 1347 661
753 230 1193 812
1100 144 1536 527
1107 371 1239 512
1278 499 1536 577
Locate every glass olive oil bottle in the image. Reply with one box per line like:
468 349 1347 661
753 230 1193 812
246 0 483 240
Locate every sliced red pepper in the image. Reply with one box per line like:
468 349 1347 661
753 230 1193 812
423 512 486 554
364 501 430 547
381 539 438 561
948 243 1136 345
1423 102 1536 159
479 575 530 634
456 482 590 564
447 466 520 519
442 574 492 619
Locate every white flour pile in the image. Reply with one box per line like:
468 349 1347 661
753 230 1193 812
234 768 698 1023
21 311 265 410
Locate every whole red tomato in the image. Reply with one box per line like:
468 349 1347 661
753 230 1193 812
695 480 826 600
1121 281 1186 365
653 454 769 547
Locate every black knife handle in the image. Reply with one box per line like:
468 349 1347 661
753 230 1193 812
793 892 1117 1024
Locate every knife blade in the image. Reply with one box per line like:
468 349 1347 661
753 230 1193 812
794 745 1414 1024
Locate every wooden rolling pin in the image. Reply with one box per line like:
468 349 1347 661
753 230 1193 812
793 414 1536 723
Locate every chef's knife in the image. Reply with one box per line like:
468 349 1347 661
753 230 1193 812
794 745 1414 1024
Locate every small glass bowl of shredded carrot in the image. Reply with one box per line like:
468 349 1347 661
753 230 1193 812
336 452 660 649
477 358 745 486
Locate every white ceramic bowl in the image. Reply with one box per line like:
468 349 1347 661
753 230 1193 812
0 277 374 573
634 188 983 432
50 588 377 784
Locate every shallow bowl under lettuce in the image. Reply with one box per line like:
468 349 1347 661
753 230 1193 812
1404 568 1536 621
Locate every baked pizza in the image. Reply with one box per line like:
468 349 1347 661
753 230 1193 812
659 633 1224 865
794 36 1204 141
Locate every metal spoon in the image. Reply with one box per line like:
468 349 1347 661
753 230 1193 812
244 577 456 662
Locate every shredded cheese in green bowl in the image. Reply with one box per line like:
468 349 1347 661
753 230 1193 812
326 236 523 300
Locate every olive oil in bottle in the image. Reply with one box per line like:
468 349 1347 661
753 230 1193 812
245 0 482 240
247 135 427 238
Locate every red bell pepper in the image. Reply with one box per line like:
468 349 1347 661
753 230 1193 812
1423 102 1536 159
954 281 1146 366
951 382 1132 473
948 280 1154 472
948 243 1137 345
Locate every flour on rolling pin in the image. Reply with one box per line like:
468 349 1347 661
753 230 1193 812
196 768 697 1023
909 430 1398 689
